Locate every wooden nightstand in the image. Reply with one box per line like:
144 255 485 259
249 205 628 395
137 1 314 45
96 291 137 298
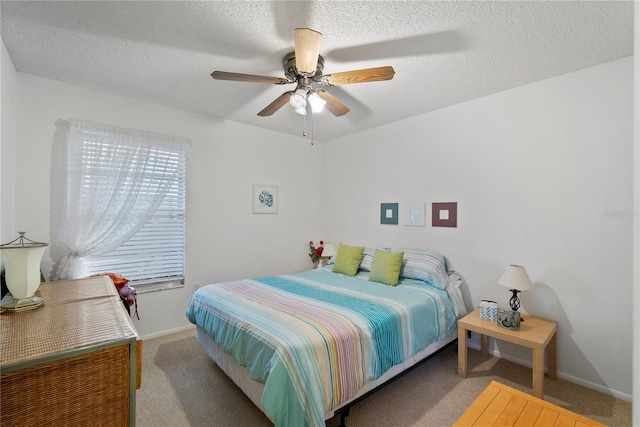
458 309 557 399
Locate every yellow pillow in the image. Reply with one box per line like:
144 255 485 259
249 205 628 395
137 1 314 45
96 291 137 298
368 250 404 286
331 244 365 276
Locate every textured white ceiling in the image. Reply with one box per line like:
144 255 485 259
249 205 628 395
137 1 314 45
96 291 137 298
1 1 634 142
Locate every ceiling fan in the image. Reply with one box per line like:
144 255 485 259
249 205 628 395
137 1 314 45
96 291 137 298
211 28 395 117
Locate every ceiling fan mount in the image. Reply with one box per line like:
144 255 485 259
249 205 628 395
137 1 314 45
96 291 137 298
282 52 324 83
210 28 395 117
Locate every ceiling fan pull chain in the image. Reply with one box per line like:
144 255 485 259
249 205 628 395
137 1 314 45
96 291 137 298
310 106 315 145
302 111 307 137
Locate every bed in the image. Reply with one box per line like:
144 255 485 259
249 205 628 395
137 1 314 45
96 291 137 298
186 247 468 427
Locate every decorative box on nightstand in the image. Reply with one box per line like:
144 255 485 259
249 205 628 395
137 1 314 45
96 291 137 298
479 300 497 321
496 308 520 330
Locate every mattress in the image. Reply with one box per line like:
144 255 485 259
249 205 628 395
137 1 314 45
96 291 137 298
187 265 465 427
195 325 457 421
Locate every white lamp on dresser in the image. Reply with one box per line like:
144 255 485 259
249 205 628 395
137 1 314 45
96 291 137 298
1 232 48 312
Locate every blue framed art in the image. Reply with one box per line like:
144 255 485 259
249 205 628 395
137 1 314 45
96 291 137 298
380 203 399 225
253 184 278 214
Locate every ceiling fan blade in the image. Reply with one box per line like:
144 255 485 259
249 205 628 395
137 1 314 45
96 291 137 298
211 71 290 85
320 66 395 86
257 91 294 116
294 28 322 74
326 31 467 62
316 90 350 117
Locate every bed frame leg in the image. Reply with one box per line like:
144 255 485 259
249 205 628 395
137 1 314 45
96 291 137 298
338 407 350 427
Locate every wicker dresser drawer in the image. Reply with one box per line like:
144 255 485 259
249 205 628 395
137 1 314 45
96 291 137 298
0 276 140 427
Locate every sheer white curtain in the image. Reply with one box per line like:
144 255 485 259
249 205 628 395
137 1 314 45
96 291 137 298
50 120 189 281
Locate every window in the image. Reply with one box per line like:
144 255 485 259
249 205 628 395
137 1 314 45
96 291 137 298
84 153 186 290
50 120 189 290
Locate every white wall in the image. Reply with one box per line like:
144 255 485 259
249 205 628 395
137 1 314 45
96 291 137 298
1 39 17 247
13 74 323 338
3 42 635 406
632 6 639 425
323 57 634 400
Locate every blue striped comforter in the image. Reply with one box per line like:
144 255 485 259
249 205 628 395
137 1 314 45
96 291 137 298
186 268 458 427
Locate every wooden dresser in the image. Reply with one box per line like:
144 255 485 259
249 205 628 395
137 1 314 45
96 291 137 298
0 276 141 427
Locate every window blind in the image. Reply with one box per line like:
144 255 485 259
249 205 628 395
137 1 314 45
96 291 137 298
82 142 186 287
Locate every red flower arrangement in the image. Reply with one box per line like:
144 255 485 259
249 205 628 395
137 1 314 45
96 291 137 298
308 240 324 263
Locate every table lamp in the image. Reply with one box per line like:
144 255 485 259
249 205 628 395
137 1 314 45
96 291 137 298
1 232 48 312
497 264 533 318
317 243 337 267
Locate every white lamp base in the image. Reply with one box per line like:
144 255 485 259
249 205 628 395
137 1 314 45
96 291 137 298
0 293 45 312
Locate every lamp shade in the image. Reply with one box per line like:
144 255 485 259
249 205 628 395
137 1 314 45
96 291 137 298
321 243 338 258
497 265 533 291
1 232 48 310
2 246 46 298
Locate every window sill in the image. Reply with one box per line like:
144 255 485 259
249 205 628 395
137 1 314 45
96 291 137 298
134 281 185 294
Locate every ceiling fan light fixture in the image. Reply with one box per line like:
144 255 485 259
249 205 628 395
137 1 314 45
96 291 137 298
291 106 307 115
307 91 326 113
289 88 308 110
212 27 394 118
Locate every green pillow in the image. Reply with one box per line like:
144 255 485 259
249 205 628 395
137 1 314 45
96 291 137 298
331 244 365 276
368 250 404 286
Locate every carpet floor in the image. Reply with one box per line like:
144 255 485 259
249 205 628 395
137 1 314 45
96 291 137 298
136 328 631 426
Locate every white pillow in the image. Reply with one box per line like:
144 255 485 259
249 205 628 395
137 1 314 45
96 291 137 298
392 248 450 289
446 272 468 318
359 247 391 271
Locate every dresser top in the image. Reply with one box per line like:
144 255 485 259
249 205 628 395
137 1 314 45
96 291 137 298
1 276 138 368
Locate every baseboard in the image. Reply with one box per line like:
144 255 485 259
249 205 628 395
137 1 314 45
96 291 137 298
467 342 633 403
140 324 195 341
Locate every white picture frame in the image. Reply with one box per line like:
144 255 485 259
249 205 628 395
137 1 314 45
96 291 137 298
401 202 426 226
252 184 278 214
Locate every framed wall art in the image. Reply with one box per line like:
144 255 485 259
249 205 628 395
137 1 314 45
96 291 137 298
432 202 457 227
380 203 399 225
253 184 278 214
401 202 426 227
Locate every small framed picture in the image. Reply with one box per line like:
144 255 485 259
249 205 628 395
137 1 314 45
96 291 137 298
380 203 399 225
253 184 278 214
401 202 426 227
432 202 457 227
